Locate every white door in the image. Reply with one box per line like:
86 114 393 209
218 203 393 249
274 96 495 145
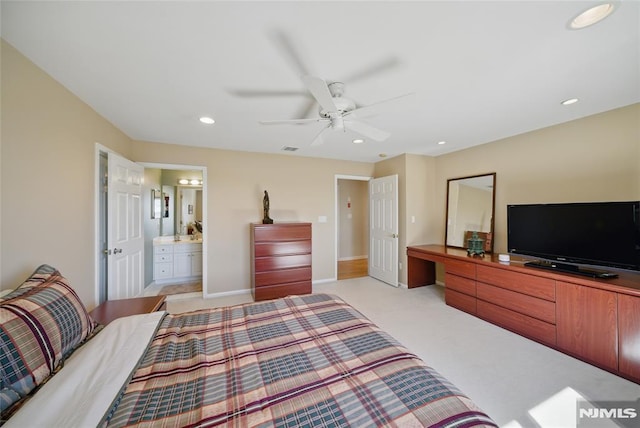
107 152 144 300
369 175 398 286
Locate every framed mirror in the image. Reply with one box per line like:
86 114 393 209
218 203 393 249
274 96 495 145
151 189 162 219
445 173 496 253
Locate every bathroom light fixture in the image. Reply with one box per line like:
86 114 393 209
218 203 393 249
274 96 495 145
561 98 579 105
569 3 615 29
178 179 202 186
352 138 364 144
199 116 215 124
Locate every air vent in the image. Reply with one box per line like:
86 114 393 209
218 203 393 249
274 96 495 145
281 146 299 152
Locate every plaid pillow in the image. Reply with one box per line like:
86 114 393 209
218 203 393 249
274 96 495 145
0 265 96 413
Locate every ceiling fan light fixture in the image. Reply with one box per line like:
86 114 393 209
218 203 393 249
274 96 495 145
569 3 616 29
199 116 215 125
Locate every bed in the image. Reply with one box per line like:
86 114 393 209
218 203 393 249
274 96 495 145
1 265 496 427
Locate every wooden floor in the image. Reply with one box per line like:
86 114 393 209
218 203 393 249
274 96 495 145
338 258 368 280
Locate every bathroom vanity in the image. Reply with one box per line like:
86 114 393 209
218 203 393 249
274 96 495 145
153 236 202 284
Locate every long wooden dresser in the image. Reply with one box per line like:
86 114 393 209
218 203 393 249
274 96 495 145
251 222 312 301
407 244 640 384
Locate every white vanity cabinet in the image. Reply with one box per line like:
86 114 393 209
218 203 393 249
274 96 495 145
153 239 202 284
173 243 203 279
153 245 174 281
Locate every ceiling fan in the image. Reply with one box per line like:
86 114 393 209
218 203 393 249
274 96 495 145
259 75 412 146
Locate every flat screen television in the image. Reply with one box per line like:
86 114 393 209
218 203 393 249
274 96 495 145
507 201 640 278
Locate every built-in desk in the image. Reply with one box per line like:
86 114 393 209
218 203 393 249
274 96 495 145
407 244 640 384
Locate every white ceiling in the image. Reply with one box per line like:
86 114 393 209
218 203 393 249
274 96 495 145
2 1 638 163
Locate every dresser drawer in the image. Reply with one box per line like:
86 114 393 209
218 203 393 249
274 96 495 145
255 240 311 257
445 259 476 280
254 224 311 242
446 274 476 296
155 253 173 263
154 245 173 255
477 282 556 324
477 265 555 301
253 281 311 301
477 300 556 346
154 263 173 280
255 267 312 287
445 288 477 314
255 254 311 272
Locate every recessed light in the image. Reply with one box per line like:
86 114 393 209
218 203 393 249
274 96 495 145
437 141 447 145
199 116 215 125
352 139 364 144
569 3 615 29
379 153 387 158
561 98 579 106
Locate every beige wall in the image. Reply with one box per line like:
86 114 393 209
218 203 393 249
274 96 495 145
434 103 640 255
130 140 374 295
1 40 132 307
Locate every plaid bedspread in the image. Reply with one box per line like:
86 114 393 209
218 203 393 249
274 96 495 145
103 294 496 427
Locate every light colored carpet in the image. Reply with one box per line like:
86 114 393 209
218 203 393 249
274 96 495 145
166 277 640 427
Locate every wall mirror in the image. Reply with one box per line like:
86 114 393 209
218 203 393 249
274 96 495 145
445 172 496 253
148 168 204 237
151 189 162 219
159 185 202 236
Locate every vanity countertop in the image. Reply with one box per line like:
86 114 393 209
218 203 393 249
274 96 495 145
153 236 202 245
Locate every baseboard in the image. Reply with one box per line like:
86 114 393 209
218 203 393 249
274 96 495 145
202 275 398 298
313 278 337 285
203 289 252 299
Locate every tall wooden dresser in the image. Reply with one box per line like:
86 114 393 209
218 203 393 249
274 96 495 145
250 222 312 301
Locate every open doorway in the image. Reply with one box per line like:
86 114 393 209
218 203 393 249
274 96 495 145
141 164 207 298
95 150 208 301
335 175 370 280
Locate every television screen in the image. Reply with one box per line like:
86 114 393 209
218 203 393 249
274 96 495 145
507 201 640 273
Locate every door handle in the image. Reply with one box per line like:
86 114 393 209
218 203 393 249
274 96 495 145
392 233 398 238
113 248 123 254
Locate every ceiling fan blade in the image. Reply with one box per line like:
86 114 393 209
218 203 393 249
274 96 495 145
345 93 415 118
343 56 401 84
344 119 391 142
302 75 338 114
259 118 325 125
310 125 330 146
270 30 312 77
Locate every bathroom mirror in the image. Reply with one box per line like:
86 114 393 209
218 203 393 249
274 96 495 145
445 173 496 253
151 189 162 219
153 169 203 237
175 186 202 235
